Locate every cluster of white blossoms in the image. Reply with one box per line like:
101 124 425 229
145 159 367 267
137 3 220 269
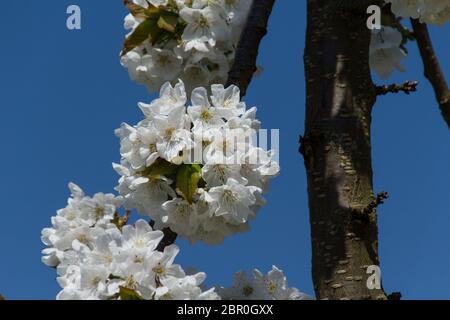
41 0 306 301
386 0 450 25
370 1 450 79
369 26 406 79
121 0 253 93
41 183 121 268
114 80 280 244
41 184 219 300
217 266 311 300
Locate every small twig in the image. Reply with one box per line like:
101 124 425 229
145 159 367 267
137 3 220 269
226 0 276 97
375 81 418 96
411 19 450 130
365 191 389 214
352 191 389 220
387 292 402 300
150 1 277 252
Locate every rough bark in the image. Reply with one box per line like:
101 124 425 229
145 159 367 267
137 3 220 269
411 19 450 130
226 0 276 96
301 1 386 300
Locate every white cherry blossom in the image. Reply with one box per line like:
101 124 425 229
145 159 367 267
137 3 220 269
121 0 253 93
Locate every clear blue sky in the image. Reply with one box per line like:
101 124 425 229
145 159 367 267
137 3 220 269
1 1 449 300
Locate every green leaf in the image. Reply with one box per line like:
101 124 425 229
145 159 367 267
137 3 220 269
122 2 181 53
149 24 164 45
124 0 159 19
122 19 158 55
119 287 144 300
176 164 202 203
143 158 179 178
157 13 179 33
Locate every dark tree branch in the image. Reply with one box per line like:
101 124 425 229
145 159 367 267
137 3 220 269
411 19 450 129
155 227 178 252
149 220 177 252
226 0 276 96
376 81 418 96
302 1 386 300
363 191 389 214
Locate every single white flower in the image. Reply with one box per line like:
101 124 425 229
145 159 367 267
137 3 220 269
78 264 110 300
180 7 230 51
180 63 211 94
226 107 261 131
121 219 164 251
369 27 406 79
116 123 160 170
216 266 311 300
161 198 198 236
139 80 187 118
78 192 120 226
188 87 225 130
202 157 247 187
124 13 142 32
203 127 250 162
240 147 280 191
207 178 260 224
121 50 150 84
211 84 245 120
141 48 183 82
117 172 176 217
154 106 193 163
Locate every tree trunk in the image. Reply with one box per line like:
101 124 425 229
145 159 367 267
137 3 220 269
301 1 386 300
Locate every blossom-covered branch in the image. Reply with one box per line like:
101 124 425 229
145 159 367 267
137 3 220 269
41 182 305 300
411 19 450 129
41 183 219 300
114 81 279 245
226 0 276 96
41 0 308 301
121 0 253 94
369 1 450 81
387 0 450 25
